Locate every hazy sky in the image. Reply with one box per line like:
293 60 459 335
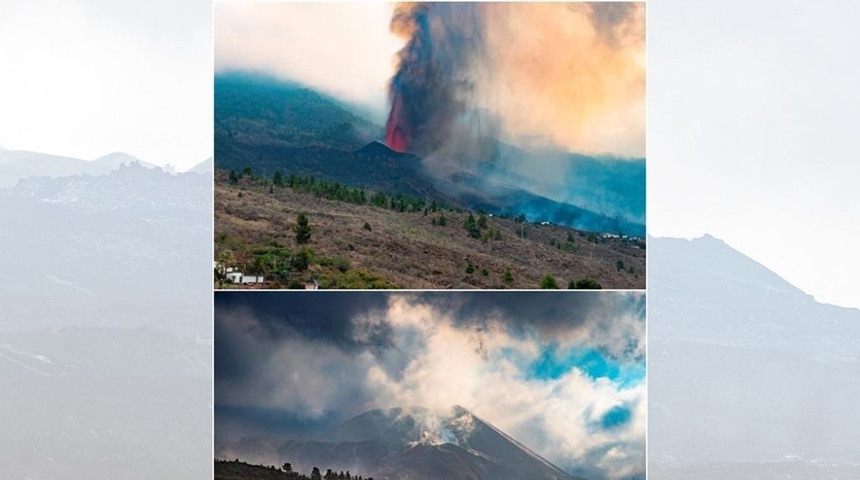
215 292 646 480
0 0 212 171
215 2 402 108
648 0 860 309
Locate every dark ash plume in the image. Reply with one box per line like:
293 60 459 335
384 3 484 154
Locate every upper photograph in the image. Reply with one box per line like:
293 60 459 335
213 2 646 290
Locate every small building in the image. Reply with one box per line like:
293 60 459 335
225 272 265 285
241 275 265 285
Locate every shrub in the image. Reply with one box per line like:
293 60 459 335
540 274 559 289
570 278 602 289
333 256 350 273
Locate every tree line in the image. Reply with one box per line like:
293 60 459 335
215 459 374 480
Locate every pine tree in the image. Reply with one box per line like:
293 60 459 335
464 213 480 238
294 213 312 245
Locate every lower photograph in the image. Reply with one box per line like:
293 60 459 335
214 291 646 480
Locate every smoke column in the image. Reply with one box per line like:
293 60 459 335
384 3 483 154
384 2 645 159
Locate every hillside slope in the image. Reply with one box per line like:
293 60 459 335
214 172 644 289
649 235 860 479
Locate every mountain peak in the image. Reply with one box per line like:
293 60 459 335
356 140 395 155
355 141 419 161
226 404 584 480
697 233 724 243
650 234 806 298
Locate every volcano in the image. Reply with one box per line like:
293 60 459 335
216 405 584 480
354 141 419 162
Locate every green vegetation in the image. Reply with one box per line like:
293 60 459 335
465 260 476 274
278 172 441 214
503 269 514 285
464 213 481 239
215 238 399 289
294 213 312 245
569 278 602 289
540 274 559 289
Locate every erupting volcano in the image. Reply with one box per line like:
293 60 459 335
385 95 408 152
383 3 482 155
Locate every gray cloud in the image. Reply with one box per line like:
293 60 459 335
215 292 645 480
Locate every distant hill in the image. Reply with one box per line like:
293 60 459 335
217 405 584 480
215 71 381 153
0 149 112 187
649 235 860 478
0 148 178 188
0 162 212 332
189 157 214 174
213 72 644 235
0 148 212 480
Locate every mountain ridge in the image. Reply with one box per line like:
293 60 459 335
217 405 585 480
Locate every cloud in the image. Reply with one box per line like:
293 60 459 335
215 292 645 480
214 2 403 106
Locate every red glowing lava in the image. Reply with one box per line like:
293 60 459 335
385 95 408 152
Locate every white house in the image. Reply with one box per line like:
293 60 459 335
225 271 265 285
242 275 265 285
